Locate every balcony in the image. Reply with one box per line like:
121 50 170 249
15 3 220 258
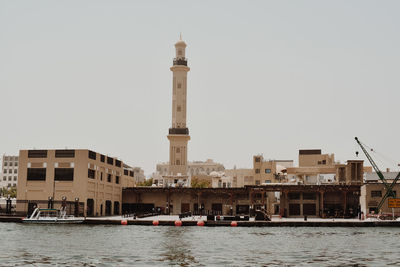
169 128 189 135
173 58 188 66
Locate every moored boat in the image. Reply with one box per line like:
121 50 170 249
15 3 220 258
22 208 84 224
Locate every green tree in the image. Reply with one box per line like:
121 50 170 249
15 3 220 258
137 178 153 187
191 177 211 188
1 187 17 198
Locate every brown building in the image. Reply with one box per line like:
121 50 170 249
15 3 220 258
122 184 361 218
17 149 135 216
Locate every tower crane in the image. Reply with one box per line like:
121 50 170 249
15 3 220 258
355 137 400 213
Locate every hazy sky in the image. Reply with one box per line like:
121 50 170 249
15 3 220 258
1 1 399 175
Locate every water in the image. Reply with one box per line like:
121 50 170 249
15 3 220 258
1 223 400 266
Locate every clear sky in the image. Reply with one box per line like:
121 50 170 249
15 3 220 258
1 1 399 175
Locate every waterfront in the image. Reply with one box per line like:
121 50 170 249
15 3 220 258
1 223 400 266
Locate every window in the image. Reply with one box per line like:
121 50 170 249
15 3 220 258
264 180 271 183
12 183 16 187
115 176 120 184
100 154 105 162
129 171 134 177
107 174 112 183
14 169 17 173
265 169 271 174
27 168 46 181
55 168 74 181
8 177 11 181
176 148 180 153
176 160 180 165
13 177 17 181
88 169 95 179
177 106 181 112
2 177 5 181
288 192 300 200
28 150 47 158
255 180 260 185
371 191 382 198
115 160 122 167
9 169 12 173
177 83 181 88
88 150 96 160
3 162 7 166
255 157 261 163
322 160 326 165
255 169 260 174
55 150 75 158
107 157 114 165
15 162 18 166
100 172 103 181
124 169 128 175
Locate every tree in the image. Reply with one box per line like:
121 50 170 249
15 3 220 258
137 178 153 187
191 177 211 188
1 187 17 198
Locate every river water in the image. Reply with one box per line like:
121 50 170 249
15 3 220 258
1 223 399 266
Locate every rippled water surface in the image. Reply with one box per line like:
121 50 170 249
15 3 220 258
1 223 400 266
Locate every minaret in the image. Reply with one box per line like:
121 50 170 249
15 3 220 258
167 36 190 176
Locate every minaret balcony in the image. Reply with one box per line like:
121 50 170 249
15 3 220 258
173 58 188 66
169 128 189 135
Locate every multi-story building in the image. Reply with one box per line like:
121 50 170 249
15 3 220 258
0 155 19 189
224 168 254 187
16 149 136 216
360 171 400 215
253 155 294 184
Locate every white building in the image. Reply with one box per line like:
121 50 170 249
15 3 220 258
1 155 19 189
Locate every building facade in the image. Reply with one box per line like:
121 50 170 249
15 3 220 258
0 155 19 189
16 149 135 216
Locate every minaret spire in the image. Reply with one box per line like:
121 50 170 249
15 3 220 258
165 37 191 183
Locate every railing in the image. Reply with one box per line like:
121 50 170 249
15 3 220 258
169 128 189 135
173 58 188 66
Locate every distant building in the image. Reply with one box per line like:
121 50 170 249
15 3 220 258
253 155 294 184
16 149 136 216
361 171 400 215
0 155 19 189
224 168 254 187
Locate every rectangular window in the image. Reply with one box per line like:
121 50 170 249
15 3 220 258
129 171 134 177
88 169 95 179
288 192 301 200
255 180 260 185
115 160 121 167
115 176 120 184
371 191 382 198
264 180 271 183
13 177 17 181
322 160 326 165
107 174 112 183
28 150 48 158
100 154 105 162
55 168 74 181
124 169 128 175
27 168 46 181
14 169 17 173
265 169 271 173
100 172 103 181
88 150 97 160
255 157 261 163
55 150 75 158
255 169 260 174
15 162 18 166
107 157 114 165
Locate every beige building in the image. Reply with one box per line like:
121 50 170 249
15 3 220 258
156 159 224 177
224 168 254 187
253 155 294 184
360 171 400 215
16 149 135 216
1 155 19 189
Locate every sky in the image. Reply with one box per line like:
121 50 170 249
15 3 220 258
1 1 399 175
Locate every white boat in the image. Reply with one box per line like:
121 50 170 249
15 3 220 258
22 208 84 224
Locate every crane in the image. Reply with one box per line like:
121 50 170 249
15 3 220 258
355 137 400 213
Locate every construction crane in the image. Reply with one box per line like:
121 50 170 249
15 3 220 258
355 137 400 213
